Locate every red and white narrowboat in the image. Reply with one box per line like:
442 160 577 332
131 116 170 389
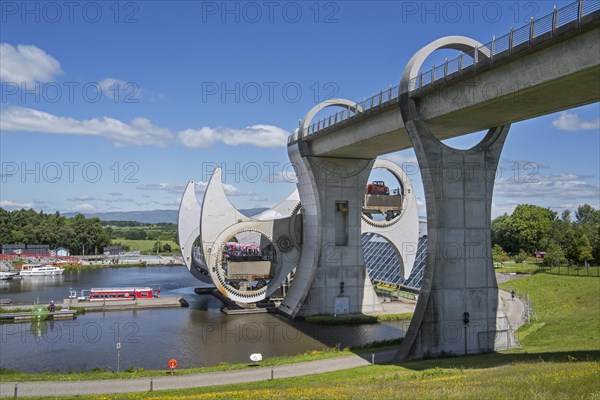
88 287 154 301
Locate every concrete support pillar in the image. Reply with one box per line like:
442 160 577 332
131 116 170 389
280 141 382 317
396 91 512 359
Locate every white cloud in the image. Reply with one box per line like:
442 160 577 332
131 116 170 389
137 181 255 196
71 203 95 212
1 107 290 149
380 153 418 166
415 197 426 217
250 196 268 202
0 43 63 85
98 77 127 94
378 153 421 179
137 183 184 191
191 181 252 196
197 181 253 196
499 158 550 170
552 112 600 131
161 199 181 207
491 201 521 217
495 173 599 200
108 192 123 196
67 195 96 201
0 106 172 147
0 200 33 208
178 124 288 148
98 78 144 102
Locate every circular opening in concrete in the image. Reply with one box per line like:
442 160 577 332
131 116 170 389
363 167 405 222
306 104 359 132
362 232 418 313
219 231 278 294
442 129 488 150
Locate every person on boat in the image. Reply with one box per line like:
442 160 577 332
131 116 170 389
156 287 160 298
49 300 55 312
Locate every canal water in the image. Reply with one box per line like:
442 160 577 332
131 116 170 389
0 267 407 372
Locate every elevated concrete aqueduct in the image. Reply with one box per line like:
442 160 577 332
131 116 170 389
180 1 600 360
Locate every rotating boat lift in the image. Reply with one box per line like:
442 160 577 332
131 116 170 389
178 157 419 306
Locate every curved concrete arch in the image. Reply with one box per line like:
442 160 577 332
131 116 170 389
299 98 363 137
361 158 417 229
200 168 300 303
399 35 500 154
361 158 420 280
177 181 212 284
396 35 512 360
401 35 491 94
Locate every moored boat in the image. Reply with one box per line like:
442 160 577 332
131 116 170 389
19 264 64 276
0 271 13 280
69 287 156 301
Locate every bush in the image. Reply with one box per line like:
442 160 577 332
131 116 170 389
514 251 530 264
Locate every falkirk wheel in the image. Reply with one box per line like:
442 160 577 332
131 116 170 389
178 159 419 306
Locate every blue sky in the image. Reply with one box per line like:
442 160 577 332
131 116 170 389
1 0 598 218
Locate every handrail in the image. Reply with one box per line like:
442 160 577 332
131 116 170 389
288 0 599 145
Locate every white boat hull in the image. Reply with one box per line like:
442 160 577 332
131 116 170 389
19 267 64 276
20 271 64 276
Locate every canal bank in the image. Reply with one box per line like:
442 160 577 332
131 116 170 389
0 348 398 397
0 296 185 314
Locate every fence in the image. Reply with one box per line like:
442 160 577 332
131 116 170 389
536 265 600 277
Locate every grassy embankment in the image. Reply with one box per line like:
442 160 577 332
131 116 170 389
112 239 179 254
0 306 86 314
305 312 413 325
2 273 599 399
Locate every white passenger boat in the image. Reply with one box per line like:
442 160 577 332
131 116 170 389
19 265 64 276
0 271 14 280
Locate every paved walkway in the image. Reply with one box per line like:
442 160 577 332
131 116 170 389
499 289 528 330
0 350 396 398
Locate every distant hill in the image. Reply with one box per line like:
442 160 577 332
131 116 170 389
63 208 269 224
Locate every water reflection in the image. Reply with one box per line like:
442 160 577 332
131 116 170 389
29 321 48 337
7 275 65 293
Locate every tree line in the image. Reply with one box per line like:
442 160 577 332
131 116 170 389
2 203 598 263
0 208 111 255
492 204 600 266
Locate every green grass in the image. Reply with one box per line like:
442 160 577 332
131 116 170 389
0 306 61 313
63 263 148 271
0 347 355 382
16 356 600 400
4 274 600 399
499 274 600 353
539 265 600 277
113 239 180 254
305 312 413 325
494 262 540 274
0 306 86 315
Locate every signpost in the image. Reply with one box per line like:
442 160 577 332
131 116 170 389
168 358 178 375
250 353 262 366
